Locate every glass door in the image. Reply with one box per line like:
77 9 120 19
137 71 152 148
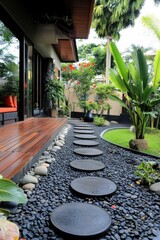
24 44 33 118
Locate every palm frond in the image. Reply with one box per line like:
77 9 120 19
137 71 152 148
153 49 160 87
94 5 104 17
142 15 160 40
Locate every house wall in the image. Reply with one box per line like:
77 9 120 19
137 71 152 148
65 86 122 116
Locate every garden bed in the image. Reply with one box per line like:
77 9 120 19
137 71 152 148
101 127 160 158
9 122 160 240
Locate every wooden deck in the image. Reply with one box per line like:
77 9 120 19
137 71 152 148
0 117 67 182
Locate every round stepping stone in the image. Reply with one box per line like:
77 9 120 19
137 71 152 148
74 134 97 139
74 147 103 156
74 130 95 134
50 202 112 238
74 127 92 130
75 124 90 127
70 159 105 171
73 139 99 147
70 176 117 197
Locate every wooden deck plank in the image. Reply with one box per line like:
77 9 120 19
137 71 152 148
0 152 29 172
0 117 67 181
1 152 33 179
0 132 39 152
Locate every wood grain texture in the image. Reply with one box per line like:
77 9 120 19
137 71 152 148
0 117 67 180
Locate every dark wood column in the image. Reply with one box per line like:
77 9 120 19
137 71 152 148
19 36 25 121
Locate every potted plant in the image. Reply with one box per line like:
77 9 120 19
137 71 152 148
83 100 96 122
108 42 160 150
45 79 64 117
0 174 27 239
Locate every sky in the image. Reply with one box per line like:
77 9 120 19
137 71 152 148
77 0 160 53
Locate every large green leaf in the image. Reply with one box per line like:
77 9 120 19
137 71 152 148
128 80 136 100
142 86 155 102
108 69 127 92
0 179 27 203
107 94 128 109
135 49 148 90
129 63 138 81
109 42 128 82
129 63 142 101
150 98 160 107
153 49 160 88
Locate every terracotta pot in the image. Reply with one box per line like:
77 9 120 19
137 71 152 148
134 139 148 151
51 109 58 118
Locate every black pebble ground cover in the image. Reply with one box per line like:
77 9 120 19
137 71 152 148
9 121 160 240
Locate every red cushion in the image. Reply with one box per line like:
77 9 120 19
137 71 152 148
3 96 14 107
12 96 17 108
0 107 17 113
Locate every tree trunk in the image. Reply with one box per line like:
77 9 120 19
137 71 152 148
105 36 112 83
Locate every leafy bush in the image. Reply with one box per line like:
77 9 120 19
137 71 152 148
145 127 159 134
134 161 160 186
93 116 107 126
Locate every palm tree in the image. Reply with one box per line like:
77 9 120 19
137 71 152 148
123 44 152 63
92 0 160 82
142 14 160 41
141 14 160 128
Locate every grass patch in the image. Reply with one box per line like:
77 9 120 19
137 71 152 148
102 128 160 157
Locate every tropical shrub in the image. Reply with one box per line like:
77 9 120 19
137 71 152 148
84 100 99 111
45 79 64 109
95 83 114 117
108 42 160 140
93 116 108 126
62 62 96 112
134 161 160 186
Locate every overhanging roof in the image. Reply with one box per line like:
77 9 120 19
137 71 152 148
53 39 78 62
0 0 95 62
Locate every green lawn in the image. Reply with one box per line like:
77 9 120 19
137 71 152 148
102 128 160 157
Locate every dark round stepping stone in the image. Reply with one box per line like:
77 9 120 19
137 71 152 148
75 124 91 127
70 159 105 171
74 147 103 156
70 176 117 197
74 130 95 134
73 139 99 147
74 127 93 130
74 134 97 139
50 202 112 238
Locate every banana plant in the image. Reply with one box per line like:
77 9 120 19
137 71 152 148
108 42 160 139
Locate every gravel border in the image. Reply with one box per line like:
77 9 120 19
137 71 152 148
9 120 160 240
